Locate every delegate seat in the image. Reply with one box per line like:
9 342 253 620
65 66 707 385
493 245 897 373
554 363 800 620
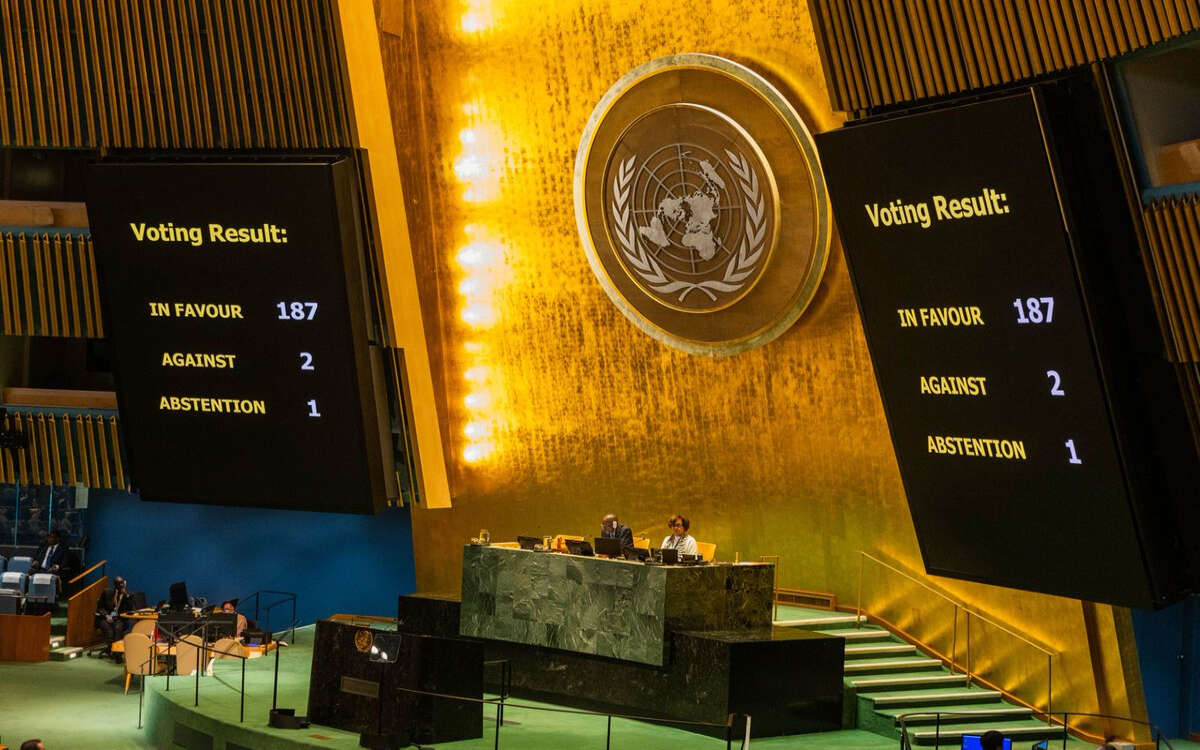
0 591 19 614
27 573 57 604
122 632 163 693
0 570 25 594
7 556 31 574
695 541 717 562
174 635 206 677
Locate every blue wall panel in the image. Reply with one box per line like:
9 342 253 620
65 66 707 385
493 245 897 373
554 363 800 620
86 489 415 628
1131 596 1198 739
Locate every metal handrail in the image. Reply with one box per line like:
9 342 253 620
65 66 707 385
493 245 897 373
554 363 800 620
858 551 1053 656
856 551 1056 717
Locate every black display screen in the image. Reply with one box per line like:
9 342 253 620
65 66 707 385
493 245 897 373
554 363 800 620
87 157 392 513
816 92 1160 605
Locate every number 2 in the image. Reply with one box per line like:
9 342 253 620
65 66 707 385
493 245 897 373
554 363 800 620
300 352 314 371
1047 370 1064 396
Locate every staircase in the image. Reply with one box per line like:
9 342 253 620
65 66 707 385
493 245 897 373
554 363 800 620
48 600 83 661
775 606 1064 747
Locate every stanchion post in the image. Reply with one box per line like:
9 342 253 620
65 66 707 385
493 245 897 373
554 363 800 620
240 655 246 722
272 632 281 709
606 714 611 750
138 664 145 729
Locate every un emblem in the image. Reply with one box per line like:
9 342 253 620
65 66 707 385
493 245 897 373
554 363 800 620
576 55 831 355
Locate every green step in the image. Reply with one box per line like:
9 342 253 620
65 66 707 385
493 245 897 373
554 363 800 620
775 614 865 629
818 627 895 642
845 643 917 658
844 656 943 674
50 645 82 661
909 721 1064 746
863 687 1003 708
849 672 968 692
879 704 1034 725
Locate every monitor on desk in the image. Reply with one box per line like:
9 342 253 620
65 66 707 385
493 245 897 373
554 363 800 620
206 612 238 640
517 535 541 550
157 609 201 639
654 548 678 565
593 537 623 557
564 539 594 556
168 581 190 611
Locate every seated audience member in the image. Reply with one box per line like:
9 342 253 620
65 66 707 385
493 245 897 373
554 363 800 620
600 513 634 549
980 731 1005 750
31 530 67 574
21 738 45 750
96 575 135 654
661 514 698 556
221 600 249 637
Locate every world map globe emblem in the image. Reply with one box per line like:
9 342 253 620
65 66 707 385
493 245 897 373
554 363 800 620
576 55 831 354
606 105 776 313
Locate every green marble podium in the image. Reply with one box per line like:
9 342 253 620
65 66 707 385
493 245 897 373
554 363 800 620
459 544 774 666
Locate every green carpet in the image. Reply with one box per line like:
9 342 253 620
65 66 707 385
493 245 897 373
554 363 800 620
2 621 1195 750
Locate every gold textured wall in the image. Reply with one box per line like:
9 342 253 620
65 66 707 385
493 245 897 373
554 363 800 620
371 0 1144 739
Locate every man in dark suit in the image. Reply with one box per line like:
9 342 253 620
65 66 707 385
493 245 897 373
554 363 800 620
31 530 67 574
96 575 134 655
600 514 634 550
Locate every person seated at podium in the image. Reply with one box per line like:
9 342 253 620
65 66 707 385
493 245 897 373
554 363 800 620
600 514 634 549
661 514 697 556
221 600 250 638
96 575 134 655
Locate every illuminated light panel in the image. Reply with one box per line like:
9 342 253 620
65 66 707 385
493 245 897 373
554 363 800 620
456 242 497 269
464 391 492 410
453 154 488 182
459 276 487 296
464 420 492 439
463 340 485 354
463 441 494 463
464 366 489 382
461 303 497 327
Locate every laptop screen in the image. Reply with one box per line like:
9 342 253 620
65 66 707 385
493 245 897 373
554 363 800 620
960 736 1012 750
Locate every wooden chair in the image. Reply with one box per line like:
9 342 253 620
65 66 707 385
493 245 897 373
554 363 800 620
633 536 651 549
129 618 156 638
695 541 717 562
122 632 162 693
552 534 584 552
173 634 206 676
209 636 245 673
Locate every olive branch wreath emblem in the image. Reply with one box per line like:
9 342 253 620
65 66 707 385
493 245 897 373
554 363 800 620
610 149 767 303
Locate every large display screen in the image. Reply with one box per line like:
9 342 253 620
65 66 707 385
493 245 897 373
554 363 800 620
87 157 393 513
816 92 1162 605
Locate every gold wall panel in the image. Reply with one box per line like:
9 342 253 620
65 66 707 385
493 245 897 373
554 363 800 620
375 0 1145 737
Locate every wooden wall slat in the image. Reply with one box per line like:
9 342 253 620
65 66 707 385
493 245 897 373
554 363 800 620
812 0 1200 112
0 0 353 148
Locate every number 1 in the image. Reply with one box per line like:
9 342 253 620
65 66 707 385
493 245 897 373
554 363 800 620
307 399 321 418
1065 439 1082 464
